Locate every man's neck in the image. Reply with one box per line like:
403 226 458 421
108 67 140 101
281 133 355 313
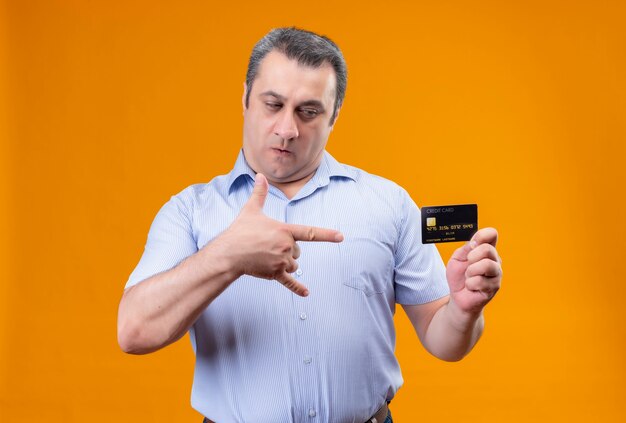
269 172 316 199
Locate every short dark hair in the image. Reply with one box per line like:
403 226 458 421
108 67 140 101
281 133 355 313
245 27 347 126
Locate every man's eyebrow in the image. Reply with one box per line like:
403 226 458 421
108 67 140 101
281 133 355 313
259 91 286 101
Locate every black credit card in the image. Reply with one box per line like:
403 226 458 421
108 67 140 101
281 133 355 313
421 204 478 244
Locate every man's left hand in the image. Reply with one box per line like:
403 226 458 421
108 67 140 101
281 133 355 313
446 227 503 316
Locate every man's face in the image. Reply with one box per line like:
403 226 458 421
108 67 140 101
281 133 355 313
242 50 338 186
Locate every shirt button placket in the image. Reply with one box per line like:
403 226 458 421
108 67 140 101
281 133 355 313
296 268 307 322
287 202 318 419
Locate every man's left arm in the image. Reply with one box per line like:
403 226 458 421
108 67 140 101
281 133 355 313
403 228 502 362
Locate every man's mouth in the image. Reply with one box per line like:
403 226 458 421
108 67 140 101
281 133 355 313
271 147 292 155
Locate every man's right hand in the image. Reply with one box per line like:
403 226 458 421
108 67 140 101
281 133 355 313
214 173 343 296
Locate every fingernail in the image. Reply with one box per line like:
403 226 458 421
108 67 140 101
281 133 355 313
470 240 477 249
302 289 309 297
335 232 344 242
254 174 262 185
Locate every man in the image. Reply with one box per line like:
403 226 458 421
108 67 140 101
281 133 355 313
118 27 502 423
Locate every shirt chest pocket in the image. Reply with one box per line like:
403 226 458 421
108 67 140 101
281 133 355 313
338 224 394 296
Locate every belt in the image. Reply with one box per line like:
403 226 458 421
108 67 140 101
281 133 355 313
203 402 388 423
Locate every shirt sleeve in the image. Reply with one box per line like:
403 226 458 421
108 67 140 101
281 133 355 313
393 188 450 304
125 188 198 289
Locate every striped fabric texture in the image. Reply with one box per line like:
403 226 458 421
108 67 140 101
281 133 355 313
126 150 449 423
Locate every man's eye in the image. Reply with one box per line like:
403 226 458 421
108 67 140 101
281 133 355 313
266 103 282 110
299 109 319 119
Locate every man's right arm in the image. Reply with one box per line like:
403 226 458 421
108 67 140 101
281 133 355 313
117 173 342 354
117 235 241 355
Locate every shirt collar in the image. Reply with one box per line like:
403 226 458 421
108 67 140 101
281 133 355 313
310 149 355 188
227 149 355 194
227 149 257 191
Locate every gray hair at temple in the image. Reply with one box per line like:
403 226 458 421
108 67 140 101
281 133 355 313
245 27 347 126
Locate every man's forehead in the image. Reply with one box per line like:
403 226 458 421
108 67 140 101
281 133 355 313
253 50 336 99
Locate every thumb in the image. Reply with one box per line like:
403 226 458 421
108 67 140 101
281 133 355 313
242 173 268 213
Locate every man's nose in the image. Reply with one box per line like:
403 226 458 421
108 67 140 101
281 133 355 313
274 111 299 140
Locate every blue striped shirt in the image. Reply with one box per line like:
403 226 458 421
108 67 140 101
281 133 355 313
127 150 449 423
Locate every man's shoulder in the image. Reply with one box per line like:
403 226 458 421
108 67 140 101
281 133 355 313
169 172 234 209
332 159 406 196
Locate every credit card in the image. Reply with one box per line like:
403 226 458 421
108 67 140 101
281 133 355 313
421 204 478 244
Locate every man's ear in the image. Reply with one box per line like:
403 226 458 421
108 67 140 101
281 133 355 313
242 82 247 115
330 107 341 129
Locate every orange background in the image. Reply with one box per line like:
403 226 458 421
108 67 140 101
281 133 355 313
1 0 625 421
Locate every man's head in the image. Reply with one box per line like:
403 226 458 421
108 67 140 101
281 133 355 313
241 28 348 190
245 27 347 126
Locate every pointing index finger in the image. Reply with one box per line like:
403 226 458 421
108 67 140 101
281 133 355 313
287 224 344 243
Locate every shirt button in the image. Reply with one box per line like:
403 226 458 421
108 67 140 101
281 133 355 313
308 408 316 417
296 268 303 276
304 356 312 364
299 312 307 320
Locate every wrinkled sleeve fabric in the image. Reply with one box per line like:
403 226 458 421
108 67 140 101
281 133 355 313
393 187 449 305
125 188 198 289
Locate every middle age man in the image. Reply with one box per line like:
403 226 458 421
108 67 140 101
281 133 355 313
118 27 503 423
